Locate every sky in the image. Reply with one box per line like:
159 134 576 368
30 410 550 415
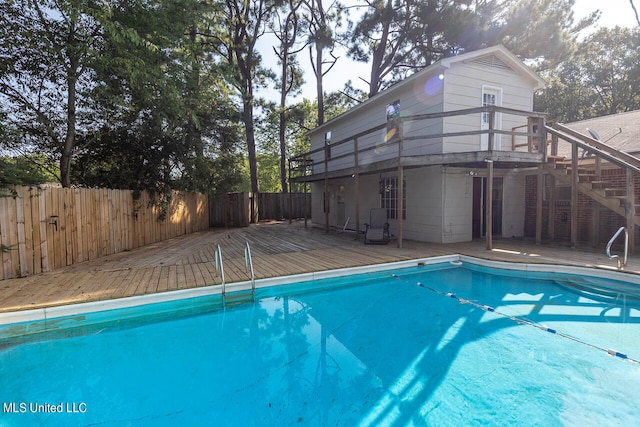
576 0 639 28
273 0 639 102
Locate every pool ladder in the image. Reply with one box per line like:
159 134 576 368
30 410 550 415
606 226 628 270
215 241 256 307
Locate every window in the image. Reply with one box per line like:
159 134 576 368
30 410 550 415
481 86 502 150
324 131 332 159
482 92 497 126
380 177 406 219
386 100 400 143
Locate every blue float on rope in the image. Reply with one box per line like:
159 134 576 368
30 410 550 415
607 349 628 359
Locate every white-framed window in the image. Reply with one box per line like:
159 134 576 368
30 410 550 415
324 131 332 158
481 86 502 150
380 177 406 219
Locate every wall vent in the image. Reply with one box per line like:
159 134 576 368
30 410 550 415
469 55 514 72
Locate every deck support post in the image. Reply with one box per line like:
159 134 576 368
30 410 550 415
626 169 635 254
397 121 404 248
571 142 579 248
591 157 601 246
486 160 494 250
288 165 292 225
354 137 360 238
536 165 543 244
397 166 404 248
549 133 559 242
549 174 555 241
485 111 494 251
324 141 329 234
304 179 308 228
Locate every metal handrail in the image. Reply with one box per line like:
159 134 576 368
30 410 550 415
245 241 255 294
606 227 628 269
215 244 226 298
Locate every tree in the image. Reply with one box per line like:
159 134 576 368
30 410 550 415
217 0 277 220
490 0 596 72
0 0 104 187
348 0 595 97
304 0 344 125
257 99 314 192
631 0 640 26
576 27 640 115
0 154 59 187
71 0 245 195
324 83 367 120
271 0 306 193
348 0 419 97
535 27 640 121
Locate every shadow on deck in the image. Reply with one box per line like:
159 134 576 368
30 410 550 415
1 220 638 313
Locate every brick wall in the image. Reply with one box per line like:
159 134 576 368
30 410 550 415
524 168 639 247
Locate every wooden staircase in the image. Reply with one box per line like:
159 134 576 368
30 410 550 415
543 156 640 228
543 123 640 238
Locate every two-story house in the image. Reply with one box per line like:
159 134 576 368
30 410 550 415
293 45 547 247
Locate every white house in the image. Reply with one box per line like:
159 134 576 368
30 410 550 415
295 45 547 246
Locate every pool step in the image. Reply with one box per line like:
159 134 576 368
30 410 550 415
224 290 255 307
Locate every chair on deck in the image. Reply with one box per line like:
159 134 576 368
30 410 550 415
364 208 390 244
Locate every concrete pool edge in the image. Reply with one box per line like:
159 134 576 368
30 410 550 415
2 253 639 326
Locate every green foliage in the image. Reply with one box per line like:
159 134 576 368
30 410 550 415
257 98 315 192
348 0 594 96
324 84 367 121
71 0 246 195
0 0 109 187
1 0 635 200
1 0 247 196
1 243 15 253
535 27 640 121
257 153 282 193
0 155 59 187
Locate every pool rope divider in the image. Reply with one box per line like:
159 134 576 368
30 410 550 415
388 273 639 365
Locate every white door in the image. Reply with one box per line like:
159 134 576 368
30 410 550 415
481 87 502 150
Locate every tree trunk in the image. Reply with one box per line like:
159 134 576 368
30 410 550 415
243 94 259 222
279 48 289 194
368 0 391 98
61 60 78 188
315 41 324 125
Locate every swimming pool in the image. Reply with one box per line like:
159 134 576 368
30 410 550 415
1 256 639 426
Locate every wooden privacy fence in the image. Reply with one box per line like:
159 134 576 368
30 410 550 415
209 192 311 227
0 185 209 280
258 192 310 221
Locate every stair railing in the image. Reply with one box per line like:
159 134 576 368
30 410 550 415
215 244 226 301
245 241 255 295
606 227 628 269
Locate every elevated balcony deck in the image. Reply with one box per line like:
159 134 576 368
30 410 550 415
290 106 547 183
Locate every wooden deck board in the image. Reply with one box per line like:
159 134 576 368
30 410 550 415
120 268 146 297
1 220 639 313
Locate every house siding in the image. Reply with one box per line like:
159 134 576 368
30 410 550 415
309 69 446 173
442 59 536 152
305 46 544 245
441 169 473 242
403 167 446 242
502 169 526 238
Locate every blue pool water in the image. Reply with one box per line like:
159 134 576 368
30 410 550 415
1 261 640 426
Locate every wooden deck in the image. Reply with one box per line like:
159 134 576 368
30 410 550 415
1 220 639 313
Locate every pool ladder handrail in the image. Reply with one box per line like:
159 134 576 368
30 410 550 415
215 243 255 306
606 226 628 269
215 244 226 298
244 241 256 296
